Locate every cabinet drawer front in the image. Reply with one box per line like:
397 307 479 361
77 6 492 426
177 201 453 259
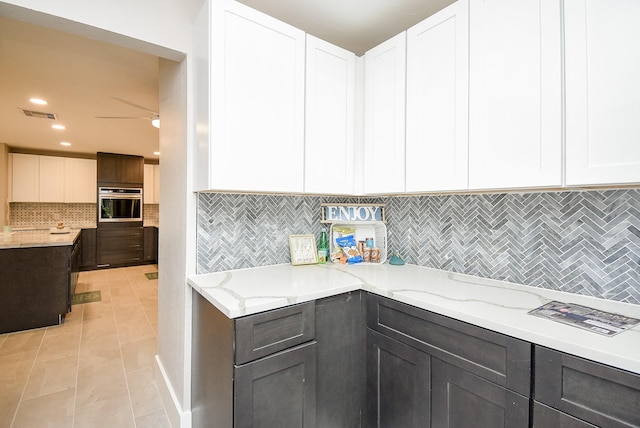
535 346 640 428
533 402 597 428
235 301 315 364
367 294 530 396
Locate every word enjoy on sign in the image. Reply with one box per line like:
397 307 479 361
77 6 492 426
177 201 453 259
321 204 386 223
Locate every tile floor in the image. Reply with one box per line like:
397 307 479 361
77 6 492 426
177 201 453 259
0 264 170 428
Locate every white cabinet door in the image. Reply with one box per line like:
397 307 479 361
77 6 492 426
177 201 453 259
144 164 160 203
304 35 356 195
209 0 305 193
38 155 65 202
468 0 562 190
10 153 39 202
565 0 640 185
364 32 407 194
406 0 469 192
144 164 155 204
64 158 96 203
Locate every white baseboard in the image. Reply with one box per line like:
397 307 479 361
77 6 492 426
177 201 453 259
155 355 192 428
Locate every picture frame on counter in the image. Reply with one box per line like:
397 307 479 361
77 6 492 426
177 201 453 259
289 234 318 266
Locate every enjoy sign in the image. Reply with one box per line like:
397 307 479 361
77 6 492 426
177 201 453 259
321 204 386 223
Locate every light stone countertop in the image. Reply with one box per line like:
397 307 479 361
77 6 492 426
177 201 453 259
1 228 81 249
188 263 640 375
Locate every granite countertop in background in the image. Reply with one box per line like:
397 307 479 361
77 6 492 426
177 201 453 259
1 228 81 249
188 263 640 375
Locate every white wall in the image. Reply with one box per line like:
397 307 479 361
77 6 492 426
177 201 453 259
0 1 200 425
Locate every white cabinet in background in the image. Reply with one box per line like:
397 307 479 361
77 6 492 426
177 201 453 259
38 156 66 203
468 0 562 190
304 35 356 195
144 164 160 204
10 153 39 202
405 0 469 192
364 32 407 194
64 158 96 203
564 0 640 186
207 0 305 193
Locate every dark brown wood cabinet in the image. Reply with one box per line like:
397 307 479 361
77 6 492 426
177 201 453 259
192 292 317 428
534 346 640 428
97 223 144 267
81 228 97 270
143 226 158 263
97 152 144 187
366 294 531 428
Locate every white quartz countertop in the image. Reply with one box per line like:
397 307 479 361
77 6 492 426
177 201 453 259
188 263 640 375
1 228 81 249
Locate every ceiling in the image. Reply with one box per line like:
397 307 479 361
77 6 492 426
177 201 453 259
0 0 454 160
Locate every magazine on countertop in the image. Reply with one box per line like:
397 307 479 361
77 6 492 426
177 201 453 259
528 301 640 337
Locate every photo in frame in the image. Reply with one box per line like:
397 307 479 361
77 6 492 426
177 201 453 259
289 234 318 266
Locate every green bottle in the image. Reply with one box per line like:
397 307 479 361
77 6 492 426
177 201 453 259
318 231 329 264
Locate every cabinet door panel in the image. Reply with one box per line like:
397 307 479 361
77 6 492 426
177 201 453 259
364 32 406 194
39 156 66 202
367 329 430 428
10 153 39 202
304 35 355 195
535 346 640 427
565 0 640 185
533 401 598 428
468 0 562 189
211 1 305 193
65 158 97 203
234 342 316 428
432 358 529 427
406 0 469 192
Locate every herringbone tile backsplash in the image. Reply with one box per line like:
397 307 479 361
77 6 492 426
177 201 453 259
197 190 640 304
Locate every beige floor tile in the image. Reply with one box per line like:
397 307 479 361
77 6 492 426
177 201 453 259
135 408 171 428
12 388 75 428
22 354 78 400
0 334 7 348
82 301 115 321
34 332 80 362
0 329 44 357
81 316 118 340
0 350 37 427
74 394 135 428
116 316 156 345
75 357 128 408
121 337 157 373
126 366 164 417
144 308 159 327
106 268 131 282
78 333 121 369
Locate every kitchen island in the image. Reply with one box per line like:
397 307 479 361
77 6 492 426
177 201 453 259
0 228 81 333
189 263 640 428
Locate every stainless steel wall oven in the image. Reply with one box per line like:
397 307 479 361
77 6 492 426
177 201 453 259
98 187 142 222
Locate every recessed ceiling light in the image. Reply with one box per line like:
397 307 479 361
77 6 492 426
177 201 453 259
153 151 160 156
60 142 71 147
52 124 66 130
151 118 160 128
29 98 47 105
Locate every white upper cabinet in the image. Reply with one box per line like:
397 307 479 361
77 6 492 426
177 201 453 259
468 0 562 190
38 156 66 202
10 153 39 202
406 0 469 192
364 32 407 194
64 158 97 203
208 0 305 193
304 35 356 195
564 0 640 186
144 164 160 204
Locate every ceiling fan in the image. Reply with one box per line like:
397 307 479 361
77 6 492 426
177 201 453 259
95 96 160 128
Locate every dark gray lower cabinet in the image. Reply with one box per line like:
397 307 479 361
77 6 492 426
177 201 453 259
535 346 640 428
431 358 529 428
80 228 96 270
235 342 316 428
143 226 158 263
367 329 430 427
97 223 144 267
533 402 598 428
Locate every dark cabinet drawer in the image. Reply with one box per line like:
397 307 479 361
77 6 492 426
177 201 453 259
235 301 315 365
533 402 598 428
367 294 531 396
97 226 144 266
535 346 640 428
